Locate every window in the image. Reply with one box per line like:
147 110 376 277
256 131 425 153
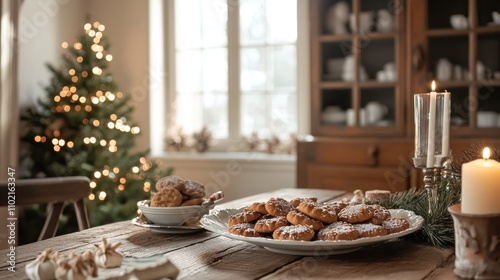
150 0 307 153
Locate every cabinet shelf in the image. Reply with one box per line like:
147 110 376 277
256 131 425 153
319 34 353 43
477 25 500 34
320 81 397 89
319 32 397 43
479 80 500 87
427 28 470 37
359 81 397 89
320 81 354 89
432 80 471 88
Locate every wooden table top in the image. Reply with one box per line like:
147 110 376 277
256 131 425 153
0 188 457 279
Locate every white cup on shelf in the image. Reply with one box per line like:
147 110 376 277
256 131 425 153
365 102 388 125
450 14 468 30
376 71 387 82
477 111 497 127
347 108 366 126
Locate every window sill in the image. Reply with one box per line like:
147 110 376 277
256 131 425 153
153 151 296 164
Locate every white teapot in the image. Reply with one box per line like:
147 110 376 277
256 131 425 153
365 101 388 125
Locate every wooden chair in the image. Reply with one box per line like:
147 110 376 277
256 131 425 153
0 176 91 241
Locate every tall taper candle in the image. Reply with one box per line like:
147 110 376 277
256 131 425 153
441 91 450 157
426 81 437 167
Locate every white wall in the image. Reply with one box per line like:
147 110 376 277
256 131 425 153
18 0 87 108
156 153 296 202
19 0 150 150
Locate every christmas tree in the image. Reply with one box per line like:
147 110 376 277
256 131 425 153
20 21 171 229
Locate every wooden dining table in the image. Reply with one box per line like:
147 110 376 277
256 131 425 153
0 188 458 279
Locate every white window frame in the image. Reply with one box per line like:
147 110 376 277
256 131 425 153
149 0 309 155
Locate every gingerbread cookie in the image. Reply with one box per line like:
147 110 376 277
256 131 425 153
180 197 204 206
317 222 358 241
155 175 185 192
289 197 318 208
338 204 374 223
367 205 391 225
382 218 410 234
182 180 205 198
286 210 324 231
245 202 269 215
353 223 388 238
324 201 349 213
150 188 183 207
227 210 262 227
297 201 337 224
228 223 260 237
254 215 289 233
265 198 295 217
272 225 315 241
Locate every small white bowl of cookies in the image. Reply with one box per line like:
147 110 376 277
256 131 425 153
138 175 223 226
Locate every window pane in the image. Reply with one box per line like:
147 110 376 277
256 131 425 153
174 92 228 138
269 92 297 135
175 93 204 133
269 45 296 89
241 47 267 91
240 0 266 45
203 92 228 138
175 0 201 49
202 0 227 48
267 0 297 44
174 0 229 140
240 93 267 136
203 48 227 92
176 50 202 93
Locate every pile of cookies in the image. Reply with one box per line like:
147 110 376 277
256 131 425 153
227 197 410 241
151 175 206 207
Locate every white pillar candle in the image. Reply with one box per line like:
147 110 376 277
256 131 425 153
426 81 437 167
462 147 500 214
441 91 450 157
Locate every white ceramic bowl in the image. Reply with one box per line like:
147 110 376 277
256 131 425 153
137 200 204 226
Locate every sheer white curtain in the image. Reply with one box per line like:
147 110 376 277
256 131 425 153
0 0 20 177
0 0 20 250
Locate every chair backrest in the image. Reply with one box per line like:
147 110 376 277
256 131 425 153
0 176 91 241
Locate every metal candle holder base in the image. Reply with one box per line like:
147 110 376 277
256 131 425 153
413 156 448 215
448 204 500 279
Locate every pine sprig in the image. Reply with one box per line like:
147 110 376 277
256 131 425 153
378 179 461 247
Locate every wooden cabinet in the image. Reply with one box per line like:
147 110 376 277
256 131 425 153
408 0 500 137
298 0 500 191
310 0 405 136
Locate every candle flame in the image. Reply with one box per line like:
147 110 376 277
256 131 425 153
431 80 436 92
483 147 491 160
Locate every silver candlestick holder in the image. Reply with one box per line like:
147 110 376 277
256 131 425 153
413 156 449 215
413 88 451 216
